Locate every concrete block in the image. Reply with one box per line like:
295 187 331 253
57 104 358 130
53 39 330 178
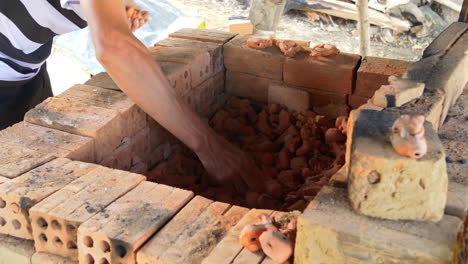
78 182 193 264
295 186 464 264
347 109 448 221
268 82 310 112
0 158 96 240
445 181 468 220
422 22 468 58
0 143 55 179
0 234 35 264
137 196 249 264
0 122 94 163
226 71 271 102
223 35 285 80
30 166 145 260
284 52 361 94
155 37 225 75
24 97 123 162
58 84 147 137
169 28 237 44
370 77 425 108
356 56 413 97
149 46 212 87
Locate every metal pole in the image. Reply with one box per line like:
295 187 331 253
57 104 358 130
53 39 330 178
356 0 371 57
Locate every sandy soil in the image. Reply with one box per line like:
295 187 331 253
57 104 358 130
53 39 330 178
166 0 445 61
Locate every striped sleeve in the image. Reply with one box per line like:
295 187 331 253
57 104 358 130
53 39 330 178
60 0 86 21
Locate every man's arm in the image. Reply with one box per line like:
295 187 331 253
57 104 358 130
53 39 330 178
79 0 265 193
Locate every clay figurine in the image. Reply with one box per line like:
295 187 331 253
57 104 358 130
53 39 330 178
239 214 295 264
390 115 427 159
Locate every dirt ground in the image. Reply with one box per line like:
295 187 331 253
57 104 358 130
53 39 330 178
166 0 451 62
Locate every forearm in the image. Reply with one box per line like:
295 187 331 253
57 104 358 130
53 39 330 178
81 0 215 153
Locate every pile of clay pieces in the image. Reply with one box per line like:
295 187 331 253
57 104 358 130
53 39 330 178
246 36 340 58
240 212 299 264
147 97 348 212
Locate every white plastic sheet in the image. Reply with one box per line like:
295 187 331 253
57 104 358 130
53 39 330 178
53 0 185 74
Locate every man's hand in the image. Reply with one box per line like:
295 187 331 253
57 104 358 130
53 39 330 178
125 3 149 31
197 135 265 195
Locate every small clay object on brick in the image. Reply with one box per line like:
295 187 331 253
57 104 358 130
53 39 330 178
275 40 304 57
390 115 427 159
246 37 274 49
309 43 340 58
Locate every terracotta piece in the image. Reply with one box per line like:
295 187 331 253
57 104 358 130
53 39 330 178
275 40 304 57
246 37 274 49
390 115 427 159
239 224 268 252
239 214 296 263
309 43 340 58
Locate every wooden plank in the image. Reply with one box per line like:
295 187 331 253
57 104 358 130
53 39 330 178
30 166 145 260
137 196 249 264
78 182 194 264
295 0 411 32
0 158 97 240
0 143 55 179
202 209 273 264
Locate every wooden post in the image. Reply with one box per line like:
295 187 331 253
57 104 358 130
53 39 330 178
460 0 468 22
356 0 371 57
249 0 287 36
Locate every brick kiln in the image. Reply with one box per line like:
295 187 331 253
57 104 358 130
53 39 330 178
0 24 466 264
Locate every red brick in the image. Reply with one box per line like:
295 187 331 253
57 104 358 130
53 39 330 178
348 94 370 109
223 35 285 80
268 82 310 112
149 46 212 88
355 56 413 97
30 167 145 260
193 71 225 113
159 61 192 95
25 97 123 163
0 158 96 240
169 28 238 44
155 37 225 75
0 122 94 162
99 139 132 171
58 84 147 138
226 71 272 102
0 143 55 179
284 52 361 94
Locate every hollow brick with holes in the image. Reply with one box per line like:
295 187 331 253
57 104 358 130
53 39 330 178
0 158 97 240
29 166 145 260
137 196 249 264
78 182 193 264
24 97 124 163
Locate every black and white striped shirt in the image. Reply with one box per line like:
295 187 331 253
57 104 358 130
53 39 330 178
0 0 87 82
